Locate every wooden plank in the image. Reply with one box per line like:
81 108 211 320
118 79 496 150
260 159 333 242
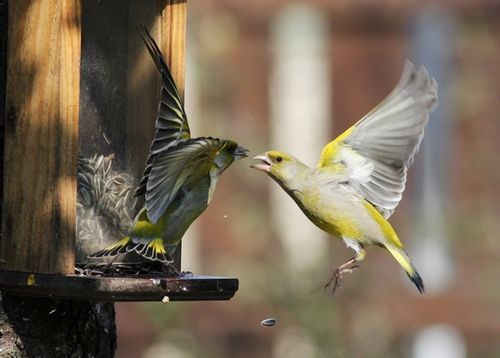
1 0 81 273
126 2 161 180
125 0 187 269
125 0 186 187
0 0 7 222
0 271 238 302
160 0 187 97
160 0 187 270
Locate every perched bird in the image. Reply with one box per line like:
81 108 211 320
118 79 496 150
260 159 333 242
90 27 248 263
252 61 437 294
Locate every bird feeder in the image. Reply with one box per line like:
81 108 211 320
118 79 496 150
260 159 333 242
0 0 238 301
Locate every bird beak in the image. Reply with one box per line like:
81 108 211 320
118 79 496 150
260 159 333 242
234 145 249 160
250 153 271 172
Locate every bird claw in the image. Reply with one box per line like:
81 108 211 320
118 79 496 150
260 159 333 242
324 265 360 296
342 265 359 275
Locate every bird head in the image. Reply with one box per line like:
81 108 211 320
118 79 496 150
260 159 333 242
251 151 306 185
213 140 249 171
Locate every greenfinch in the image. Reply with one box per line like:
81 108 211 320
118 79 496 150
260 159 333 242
252 61 437 294
90 27 248 263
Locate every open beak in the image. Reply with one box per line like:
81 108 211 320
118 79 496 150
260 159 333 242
250 153 272 172
235 145 250 160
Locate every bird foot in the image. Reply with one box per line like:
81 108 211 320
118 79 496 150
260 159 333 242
324 265 359 295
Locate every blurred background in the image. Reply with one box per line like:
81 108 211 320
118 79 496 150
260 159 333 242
114 1 500 357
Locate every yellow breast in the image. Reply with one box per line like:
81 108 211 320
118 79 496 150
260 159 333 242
294 185 363 240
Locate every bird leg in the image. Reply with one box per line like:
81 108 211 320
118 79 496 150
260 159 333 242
160 262 194 277
324 257 360 295
100 255 118 274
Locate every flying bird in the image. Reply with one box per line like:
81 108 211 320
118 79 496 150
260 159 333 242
252 61 437 294
90 27 248 263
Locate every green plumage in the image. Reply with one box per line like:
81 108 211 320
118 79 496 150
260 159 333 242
90 27 248 263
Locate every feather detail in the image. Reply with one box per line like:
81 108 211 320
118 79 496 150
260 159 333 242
136 26 191 197
317 60 438 218
145 138 226 223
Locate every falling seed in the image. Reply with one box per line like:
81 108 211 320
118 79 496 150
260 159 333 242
260 318 277 327
223 214 228 219
103 132 111 145
49 309 56 315
161 296 170 304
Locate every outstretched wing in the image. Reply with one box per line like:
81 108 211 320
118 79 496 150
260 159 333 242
145 137 226 223
136 26 191 197
318 61 438 218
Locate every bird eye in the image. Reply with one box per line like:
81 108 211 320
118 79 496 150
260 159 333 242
276 156 283 162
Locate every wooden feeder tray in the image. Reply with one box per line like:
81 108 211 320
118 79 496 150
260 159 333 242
0 1 241 304
0 270 238 302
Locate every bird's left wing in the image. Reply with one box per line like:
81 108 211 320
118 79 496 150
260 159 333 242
317 61 438 218
136 26 191 197
145 137 226 224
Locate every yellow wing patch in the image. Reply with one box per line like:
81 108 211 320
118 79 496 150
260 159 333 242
317 126 354 168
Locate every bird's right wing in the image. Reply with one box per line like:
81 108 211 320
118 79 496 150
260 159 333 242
145 137 226 224
136 26 191 196
317 61 438 218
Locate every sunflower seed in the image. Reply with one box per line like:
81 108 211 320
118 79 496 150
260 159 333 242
260 318 277 327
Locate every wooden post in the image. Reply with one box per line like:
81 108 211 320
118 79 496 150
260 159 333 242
126 0 186 268
160 0 187 97
0 0 237 305
0 2 116 357
161 0 187 269
126 0 186 178
1 0 81 274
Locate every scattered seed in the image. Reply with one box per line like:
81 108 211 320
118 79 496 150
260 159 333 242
76 154 138 256
151 278 161 285
260 318 277 327
95 155 104 169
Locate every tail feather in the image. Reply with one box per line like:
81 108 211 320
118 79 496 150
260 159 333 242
89 237 131 258
128 238 172 262
89 237 173 263
385 244 425 294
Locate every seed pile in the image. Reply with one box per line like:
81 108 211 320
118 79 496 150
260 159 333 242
76 154 137 263
75 261 185 278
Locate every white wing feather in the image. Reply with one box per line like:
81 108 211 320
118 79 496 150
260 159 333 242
318 60 438 218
